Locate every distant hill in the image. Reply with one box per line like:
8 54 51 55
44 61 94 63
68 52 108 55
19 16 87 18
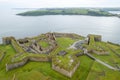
16 8 117 17
100 8 120 11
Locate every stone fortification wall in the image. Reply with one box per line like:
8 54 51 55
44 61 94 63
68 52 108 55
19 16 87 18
11 39 25 53
93 50 109 55
54 33 81 39
6 56 50 71
6 58 27 71
0 52 6 61
2 37 14 45
29 57 50 62
17 33 57 54
87 34 102 42
52 62 80 78
31 41 56 54
2 37 25 53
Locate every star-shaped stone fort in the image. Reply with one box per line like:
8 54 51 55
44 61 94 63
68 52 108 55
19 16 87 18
2 32 103 77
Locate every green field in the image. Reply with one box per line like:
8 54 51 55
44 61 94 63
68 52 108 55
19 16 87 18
86 61 120 80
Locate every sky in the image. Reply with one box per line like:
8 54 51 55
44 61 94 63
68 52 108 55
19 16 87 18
0 0 120 8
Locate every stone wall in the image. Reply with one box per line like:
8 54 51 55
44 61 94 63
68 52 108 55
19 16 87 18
46 33 56 40
94 35 102 42
18 39 29 44
2 37 25 53
18 33 57 54
11 39 25 53
6 58 27 71
54 33 81 39
93 50 109 55
2 37 14 45
52 62 80 78
6 57 50 71
0 52 6 61
87 34 102 42
30 43 56 54
29 57 51 62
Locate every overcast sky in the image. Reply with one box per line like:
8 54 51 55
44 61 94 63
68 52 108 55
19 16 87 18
0 0 120 8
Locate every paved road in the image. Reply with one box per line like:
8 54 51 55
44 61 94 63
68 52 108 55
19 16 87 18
68 40 85 49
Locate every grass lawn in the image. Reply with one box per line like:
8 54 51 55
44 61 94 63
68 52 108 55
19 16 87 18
71 55 94 80
56 37 77 49
38 40 50 48
0 44 16 80
86 61 120 80
50 37 78 56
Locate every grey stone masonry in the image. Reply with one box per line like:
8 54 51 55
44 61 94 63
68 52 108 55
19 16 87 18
52 62 80 78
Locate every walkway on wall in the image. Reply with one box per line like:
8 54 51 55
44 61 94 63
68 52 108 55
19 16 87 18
83 48 119 71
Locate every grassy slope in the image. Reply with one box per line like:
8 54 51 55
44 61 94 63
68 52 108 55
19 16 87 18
85 35 120 80
0 45 16 80
86 61 120 80
71 56 94 80
91 42 120 67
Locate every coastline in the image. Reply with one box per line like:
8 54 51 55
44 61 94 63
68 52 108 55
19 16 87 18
16 8 118 17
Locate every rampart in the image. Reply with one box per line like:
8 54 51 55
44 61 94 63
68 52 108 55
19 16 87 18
52 62 80 78
6 56 50 71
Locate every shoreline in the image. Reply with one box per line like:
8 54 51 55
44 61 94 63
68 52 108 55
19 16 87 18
0 32 120 45
17 8 118 17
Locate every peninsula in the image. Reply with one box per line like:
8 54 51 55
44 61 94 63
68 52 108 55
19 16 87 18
1 32 120 80
17 8 119 17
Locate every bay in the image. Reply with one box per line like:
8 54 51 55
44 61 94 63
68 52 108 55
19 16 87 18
0 9 120 44
109 11 120 14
